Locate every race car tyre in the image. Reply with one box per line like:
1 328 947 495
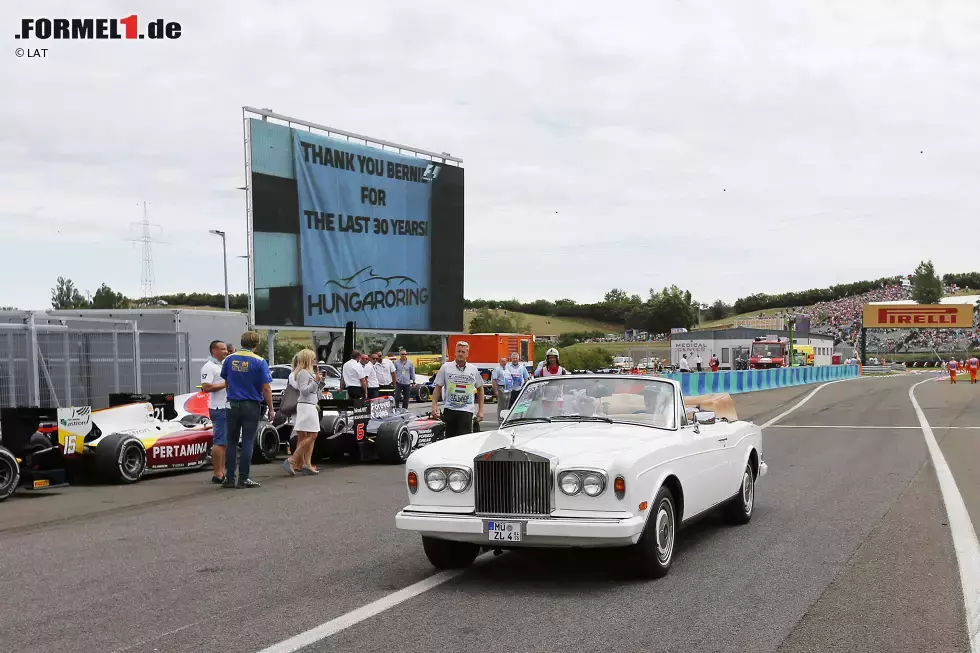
722 462 755 525
376 422 412 464
416 385 430 402
313 416 345 462
629 485 676 579
95 434 146 484
0 446 20 502
421 536 479 569
251 422 280 464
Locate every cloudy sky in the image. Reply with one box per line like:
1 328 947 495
2 0 978 310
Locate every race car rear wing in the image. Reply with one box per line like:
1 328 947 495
109 393 177 421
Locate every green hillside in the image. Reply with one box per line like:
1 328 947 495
463 309 621 336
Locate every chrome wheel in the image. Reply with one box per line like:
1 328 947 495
655 498 675 564
742 467 755 515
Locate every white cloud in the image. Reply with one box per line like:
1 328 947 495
1 0 978 309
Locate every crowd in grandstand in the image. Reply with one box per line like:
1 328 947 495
763 283 979 353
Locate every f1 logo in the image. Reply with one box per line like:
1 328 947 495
422 163 441 182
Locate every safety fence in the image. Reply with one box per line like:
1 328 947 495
0 312 191 410
664 364 860 397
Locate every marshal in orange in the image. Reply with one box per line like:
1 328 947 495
863 304 973 328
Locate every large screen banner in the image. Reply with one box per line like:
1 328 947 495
248 118 464 332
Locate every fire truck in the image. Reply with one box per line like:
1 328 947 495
749 336 790 369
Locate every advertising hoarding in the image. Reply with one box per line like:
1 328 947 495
862 304 972 328
247 115 464 332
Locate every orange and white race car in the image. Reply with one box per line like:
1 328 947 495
73 393 278 483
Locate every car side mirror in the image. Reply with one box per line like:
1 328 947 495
694 411 716 425
498 409 510 423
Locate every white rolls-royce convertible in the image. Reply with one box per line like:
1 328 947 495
395 375 767 578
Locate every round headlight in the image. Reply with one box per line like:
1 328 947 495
582 473 605 497
425 468 447 492
559 472 581 496
447 469 470 493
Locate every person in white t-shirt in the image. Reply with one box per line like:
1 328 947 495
365 353 381 399
695 354 704 372
341 350 368 400
679 354 691 373
432 341 484 437
200 340 229 485
374 351 396 391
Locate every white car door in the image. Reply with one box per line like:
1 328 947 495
677 405 733 518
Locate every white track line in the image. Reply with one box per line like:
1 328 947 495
767 425 980 430
256 561 484 653
909 378 980 652
760 378 858 429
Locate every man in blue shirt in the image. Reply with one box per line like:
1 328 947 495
392 348 416 409
504 352 530 408
220 331 274 489
491 357 511 406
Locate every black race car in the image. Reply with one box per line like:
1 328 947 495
286 396 480 464
0 407 76 501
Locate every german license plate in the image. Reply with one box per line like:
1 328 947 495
33 479 50 489
487 521 522 542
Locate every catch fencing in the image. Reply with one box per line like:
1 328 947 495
663 364 860 397
0 312 191 409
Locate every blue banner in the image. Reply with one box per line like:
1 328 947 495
248 118 465 332
295 131 434 329
663 364 860 397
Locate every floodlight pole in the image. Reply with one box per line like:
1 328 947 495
209 230 229 311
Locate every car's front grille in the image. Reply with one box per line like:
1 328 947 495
475 454 551 516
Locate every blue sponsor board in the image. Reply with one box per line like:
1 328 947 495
665 364 860 397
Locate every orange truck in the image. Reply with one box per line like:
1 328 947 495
448 333 535 368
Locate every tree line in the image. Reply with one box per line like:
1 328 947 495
48 277 249 311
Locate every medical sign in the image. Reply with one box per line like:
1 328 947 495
862 304 973 328
247 116 464 332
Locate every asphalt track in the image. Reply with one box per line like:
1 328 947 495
1 373 977 653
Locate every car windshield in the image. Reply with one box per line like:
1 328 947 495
505 377 677 430
318 365 340 378
751 343 782 358
269 366 292 379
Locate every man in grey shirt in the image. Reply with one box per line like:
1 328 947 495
393 348 415 409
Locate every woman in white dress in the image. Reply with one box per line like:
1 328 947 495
283 349 322 476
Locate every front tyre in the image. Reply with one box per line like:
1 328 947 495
421 536 479 569
251 422 280 464
630 485 676 579
416 385 430 402
723 462 755 525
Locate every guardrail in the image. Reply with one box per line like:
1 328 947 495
663 364 860 397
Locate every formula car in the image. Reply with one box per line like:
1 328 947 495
0 407 78 501
68 393 280 484
287 395 480 465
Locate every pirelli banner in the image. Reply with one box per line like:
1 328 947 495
863 304 973 328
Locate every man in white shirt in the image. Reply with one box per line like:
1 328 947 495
695 354 704 372
679 354 691 373
200 340 229 485
432 341 484 437
365 353 381 399
341 350 368 400
374 350 396 392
